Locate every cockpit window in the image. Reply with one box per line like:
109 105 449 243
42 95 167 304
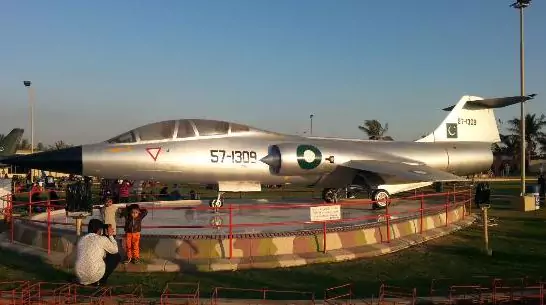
230 123 250 133
138 120 176 141
192 119 229 136
177 120 195 138
107 132 136 144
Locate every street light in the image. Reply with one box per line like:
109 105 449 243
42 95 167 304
510 0 531 196
310 114 314 136
23 81 34 154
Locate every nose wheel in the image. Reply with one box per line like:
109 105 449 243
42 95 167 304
371 189 390 209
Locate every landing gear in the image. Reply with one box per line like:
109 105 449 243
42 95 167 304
322 188 342 203
371 189 390 210
209 192 225 208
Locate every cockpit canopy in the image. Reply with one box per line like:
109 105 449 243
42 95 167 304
106 119 267 144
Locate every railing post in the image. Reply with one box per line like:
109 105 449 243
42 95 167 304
452 184 456 204
229 203 233 259
28 191 32 217
445 190 449 227
47 198 51 255
323 221 327 253
9 194 14 243
420 192 424 234
469 187 472 216
386 199 391 243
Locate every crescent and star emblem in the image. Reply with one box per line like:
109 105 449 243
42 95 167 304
446 123 458 139
448 125 456 136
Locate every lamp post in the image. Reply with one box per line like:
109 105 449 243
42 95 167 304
310 114 314 136
23 81 34 154
510 0 531 196
23 80 34 183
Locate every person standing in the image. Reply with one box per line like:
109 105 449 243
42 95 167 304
122 204 148 264
118 180 133 203
100 193 119 237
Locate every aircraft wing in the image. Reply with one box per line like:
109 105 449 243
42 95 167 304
341 160 467 182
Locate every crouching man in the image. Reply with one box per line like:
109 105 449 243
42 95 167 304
74 219 121 286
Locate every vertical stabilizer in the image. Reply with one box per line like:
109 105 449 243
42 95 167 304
0 129 24 157
416 95 535 143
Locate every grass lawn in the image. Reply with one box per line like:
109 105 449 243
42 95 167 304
1 182 546 300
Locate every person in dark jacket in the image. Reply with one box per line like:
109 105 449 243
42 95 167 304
122 204 148 264
474 182 491 209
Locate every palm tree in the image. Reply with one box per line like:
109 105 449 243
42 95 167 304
358 120 393 140
507 113 546 158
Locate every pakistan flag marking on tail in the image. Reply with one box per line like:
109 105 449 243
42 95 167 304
296 145 322 169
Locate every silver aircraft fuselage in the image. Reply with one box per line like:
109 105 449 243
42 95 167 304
81 131 491 187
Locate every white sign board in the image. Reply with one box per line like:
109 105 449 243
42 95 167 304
0 179 11 216
310 205 341 222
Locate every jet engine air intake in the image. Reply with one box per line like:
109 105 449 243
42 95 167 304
260 143 338 176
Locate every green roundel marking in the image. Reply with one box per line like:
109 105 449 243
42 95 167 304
297 145 322 170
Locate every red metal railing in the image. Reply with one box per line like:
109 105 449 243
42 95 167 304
161 282 200 305
0 281 30 305
378 284 416 305
97 284 144 305
2 188 472 257
0 278 545 305
324 283 352 305
211 286 315 305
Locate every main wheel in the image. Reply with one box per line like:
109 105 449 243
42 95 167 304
209 198 224 208
322 188 338 203
372 189 389 209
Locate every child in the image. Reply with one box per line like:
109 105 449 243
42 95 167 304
100 194 118 237
122 203 148 264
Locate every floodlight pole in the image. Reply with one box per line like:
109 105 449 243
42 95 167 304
23 81 34 154
23 81 35 182
511 0 531 196
310 114 314 136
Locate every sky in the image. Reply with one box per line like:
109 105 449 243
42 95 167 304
0 0 545 146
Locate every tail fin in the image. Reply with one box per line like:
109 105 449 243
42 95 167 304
0 128 24 157
416 94 536 143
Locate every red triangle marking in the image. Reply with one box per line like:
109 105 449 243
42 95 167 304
146 147 162 161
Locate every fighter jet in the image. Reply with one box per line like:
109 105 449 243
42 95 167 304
1 94 535 209
0 128 25 164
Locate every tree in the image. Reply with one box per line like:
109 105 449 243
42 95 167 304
506 113 546 158
36 142 45 151
0 134 4 143
494 134 519 154
358 120 393 140
47 141 72 150
17 139 31 150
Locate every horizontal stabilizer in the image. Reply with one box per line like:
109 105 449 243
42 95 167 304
442 94 536 111
342 160 466 182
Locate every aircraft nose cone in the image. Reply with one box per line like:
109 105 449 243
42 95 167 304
2 146 83 174
260 154 279 167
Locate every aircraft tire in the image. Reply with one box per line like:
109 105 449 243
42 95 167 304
322 188 339 203
371 189 389 210
209 198 224 208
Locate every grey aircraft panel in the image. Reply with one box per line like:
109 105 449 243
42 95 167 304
341 160 466 182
